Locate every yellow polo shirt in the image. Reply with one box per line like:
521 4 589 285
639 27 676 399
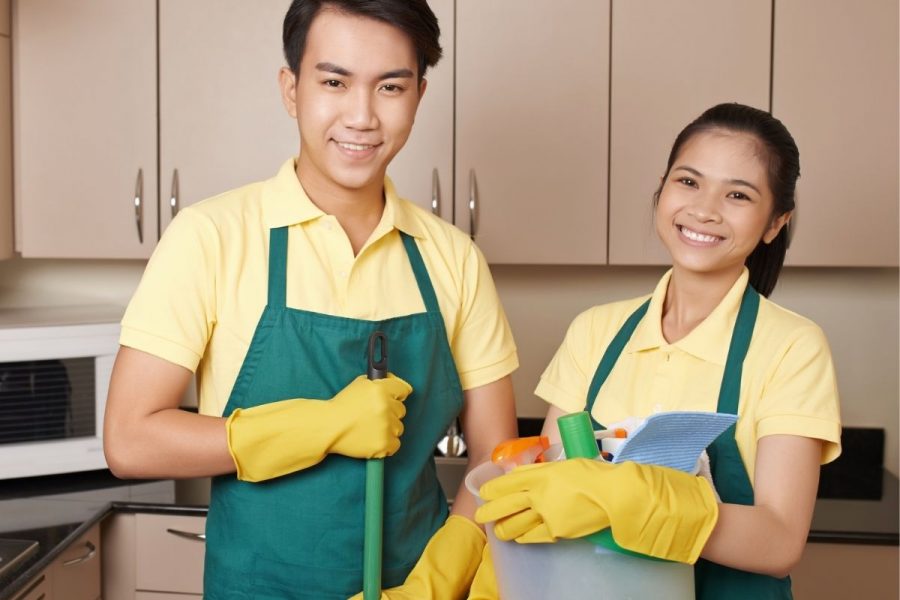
535 269 841 484
121 159 518 416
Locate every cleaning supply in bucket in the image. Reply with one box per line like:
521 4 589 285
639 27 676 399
491 436 550 472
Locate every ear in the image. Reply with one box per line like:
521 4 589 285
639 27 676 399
762 211 792 244
417 77 428 101
279 67 299 119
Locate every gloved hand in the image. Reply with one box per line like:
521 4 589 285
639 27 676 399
348 515 486 600
227 374 412 482
466 545 498 600
475 458 718 564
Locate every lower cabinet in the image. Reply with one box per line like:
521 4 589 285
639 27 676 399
791 542 899 599
14 524 101 600
102 512 206 599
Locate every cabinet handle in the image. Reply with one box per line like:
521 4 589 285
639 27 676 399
166 528 207 542
468 169 479 240
134 168 144 243
431 168 440 215
62 541 96 567
170 168 180 218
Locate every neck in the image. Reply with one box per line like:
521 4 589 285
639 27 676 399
661 264 743 343
295 157 385 256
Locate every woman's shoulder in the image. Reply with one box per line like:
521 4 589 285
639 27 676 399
567 295 654 344
755 294 830 349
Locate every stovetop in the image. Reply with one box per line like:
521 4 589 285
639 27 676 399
0 540 38 579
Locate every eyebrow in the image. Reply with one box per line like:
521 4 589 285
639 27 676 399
315 62 414 80
672 165 762 195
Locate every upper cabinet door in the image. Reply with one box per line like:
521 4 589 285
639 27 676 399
159 0 296 232
14 0 158 258
387 0 454 221
773 0 898 267
455 0 610 265
608 0 771 265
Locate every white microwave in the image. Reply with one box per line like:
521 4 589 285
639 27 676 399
0 306 121 480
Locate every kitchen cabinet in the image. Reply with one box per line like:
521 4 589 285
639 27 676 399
607 0 771 265
102 512 205 599
0 17 10 261
791 542 899 598
453 0 610 264
14 0 296 258
15 524 101 600
771 0 898 267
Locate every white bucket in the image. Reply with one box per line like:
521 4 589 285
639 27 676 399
466 461 695 600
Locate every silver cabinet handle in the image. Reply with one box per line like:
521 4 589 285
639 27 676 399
134 168 144 243
468 169 479 240
167 528 207 542
170 168 180 218
431 168 440 215
62 541 96 567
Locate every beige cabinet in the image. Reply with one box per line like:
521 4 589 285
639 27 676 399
454 0 610 264
14 0 296 258
14 0 158 258
16 524 101 600
607 0 771 265
103 512 206 599
772 0 898 267
791 542 899 598
0 30 11 261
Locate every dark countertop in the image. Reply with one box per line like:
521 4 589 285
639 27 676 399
0 469 897 600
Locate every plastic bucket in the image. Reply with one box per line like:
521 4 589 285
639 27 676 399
466 461 695 600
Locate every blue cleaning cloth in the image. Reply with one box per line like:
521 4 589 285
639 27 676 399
611 411 738 473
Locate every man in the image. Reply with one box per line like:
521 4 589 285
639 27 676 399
103 1 517 598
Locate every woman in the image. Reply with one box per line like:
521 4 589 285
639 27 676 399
475 103 841 599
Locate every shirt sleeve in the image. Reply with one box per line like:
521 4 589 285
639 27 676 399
534 308 597 414
449 242 518 390
754 323 842 465
119 207 219 372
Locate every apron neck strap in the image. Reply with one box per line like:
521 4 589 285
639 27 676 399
267 227 289 307
401 232 441 314
715 285 760 414
585 299 651 430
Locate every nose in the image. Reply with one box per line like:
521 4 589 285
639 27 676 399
342 87 378 130
687 190 722 223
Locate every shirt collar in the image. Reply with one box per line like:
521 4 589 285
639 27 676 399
261 158 426 239
628 268 751 366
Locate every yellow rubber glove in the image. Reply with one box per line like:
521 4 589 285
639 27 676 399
348 515 486 600
475 458 718 564
466 545 498 600
227 374 411 482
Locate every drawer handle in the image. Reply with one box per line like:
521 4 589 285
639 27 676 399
166 528 207 542
170 168 180 218
431 168 440 215
62 541 96 567
468 169 479 240
134 168 144 243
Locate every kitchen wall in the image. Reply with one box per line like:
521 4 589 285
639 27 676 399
0 258 896 475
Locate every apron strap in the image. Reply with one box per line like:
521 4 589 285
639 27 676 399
267 227 288 308
716 285 760 414
584 299 651 430
401 232 441 315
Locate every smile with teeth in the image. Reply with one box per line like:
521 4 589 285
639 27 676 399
678 225 723 244
336 141 377 151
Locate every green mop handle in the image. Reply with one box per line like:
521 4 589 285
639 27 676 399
364 331 388 600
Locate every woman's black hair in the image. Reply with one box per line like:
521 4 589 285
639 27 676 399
653 103 800 297
283 0 442 80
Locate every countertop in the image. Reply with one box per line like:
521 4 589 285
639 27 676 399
0 469 897 600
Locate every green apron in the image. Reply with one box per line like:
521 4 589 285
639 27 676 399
584 284 793 599
204 227 463 599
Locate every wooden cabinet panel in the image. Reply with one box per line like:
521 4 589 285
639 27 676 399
11 573 49 600
455 0 610 264
386 0 454 221
608 0 771 265
772 0 898 266
134 513 206 595
135 592 201 600
0 36 11 260
158 0 296 233
14 0 158 258
791 543 899 599
49 525 101 600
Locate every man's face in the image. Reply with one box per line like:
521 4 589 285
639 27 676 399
281 8 425 197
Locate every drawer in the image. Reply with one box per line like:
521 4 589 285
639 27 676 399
11 573 49 600
52 525 101 600
135 513 206 594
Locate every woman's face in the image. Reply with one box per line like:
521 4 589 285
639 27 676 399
655 129 790 279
